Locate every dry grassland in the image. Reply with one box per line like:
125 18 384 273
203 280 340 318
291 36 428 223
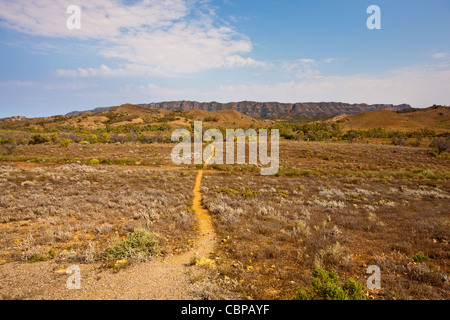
0 140 448 300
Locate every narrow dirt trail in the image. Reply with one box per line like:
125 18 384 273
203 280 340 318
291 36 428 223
0 149 219 300
103 147 218 299
91 147 218 299
174 147 216 263
97 148 218 298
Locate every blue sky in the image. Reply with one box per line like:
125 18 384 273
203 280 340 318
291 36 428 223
0 0 449 118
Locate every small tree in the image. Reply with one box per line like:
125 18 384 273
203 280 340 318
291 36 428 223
344 130 359 143
29 134 50 145
392 137 406 146
2 140 17 155
433 137 449 155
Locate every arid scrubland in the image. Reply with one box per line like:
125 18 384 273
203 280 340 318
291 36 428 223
202 172 449 299
0 142 176 167
0 162 197 265
200 141 449 300
0 140 448 300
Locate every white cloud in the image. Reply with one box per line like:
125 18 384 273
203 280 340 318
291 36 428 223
0 0 264 76
0 0 188 38
282 59 319 79
323 58 338 63
431 52 448 59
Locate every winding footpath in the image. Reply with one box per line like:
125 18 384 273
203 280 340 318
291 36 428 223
104 147 218 299
0 149 219 299
84 148 218 299
189 147 216 261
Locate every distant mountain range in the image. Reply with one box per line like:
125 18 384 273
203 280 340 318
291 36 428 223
67 101 412 118
2 103 447 134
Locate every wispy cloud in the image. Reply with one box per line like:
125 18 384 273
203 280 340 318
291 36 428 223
431 52 448 59
0 80 36 87
282 59 320 79
323 58 338 63
0 0 264 76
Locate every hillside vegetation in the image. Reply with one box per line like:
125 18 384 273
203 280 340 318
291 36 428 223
0 105 448 158
329 106 450 134
0 104 272 133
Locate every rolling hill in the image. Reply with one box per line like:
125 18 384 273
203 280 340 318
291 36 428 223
328 105 450 133
0 104 273 131
2 103 446 135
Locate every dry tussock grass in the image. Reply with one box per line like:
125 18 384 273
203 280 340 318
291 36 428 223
202 170 449 299
0 163 197 265
0 140 449 300
199 140 449 300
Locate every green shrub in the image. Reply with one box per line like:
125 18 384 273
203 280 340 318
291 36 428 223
392 137 406 146
101 132 111 143
220 187 239 196
219 187 258 199
413 253 429 263
292 267 366 300
310 268 348 300
89 134 99 144
204 116 219 122
158 123 172 131
106 228 159 260
418 170 438 180
48 248 58 259
89 158 100 164
241 188 259 199
342 278 367 300
1 140 17 155
275 167 316 177
50 133 58 144
292 288 310 300
27 253 49 263
431 137 449 155
29 134 50 145
276 190 289 198
60 139 72 148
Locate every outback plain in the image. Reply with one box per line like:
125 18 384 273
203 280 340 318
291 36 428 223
0 103 448 300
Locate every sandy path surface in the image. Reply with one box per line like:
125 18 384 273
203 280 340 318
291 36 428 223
0 150 218 300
